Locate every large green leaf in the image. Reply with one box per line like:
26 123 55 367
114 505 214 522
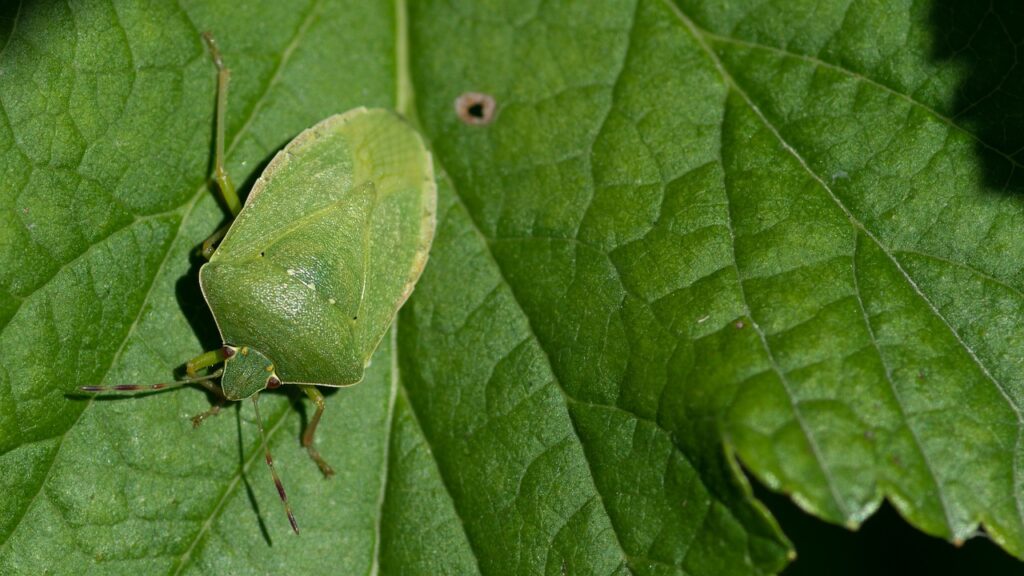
1 0 1022 574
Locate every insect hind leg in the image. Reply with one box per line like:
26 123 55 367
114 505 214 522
300 385 335 478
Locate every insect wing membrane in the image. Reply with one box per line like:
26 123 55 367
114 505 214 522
200 108 436 386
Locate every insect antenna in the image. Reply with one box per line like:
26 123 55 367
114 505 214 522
251 394 299 534
79 370 224 394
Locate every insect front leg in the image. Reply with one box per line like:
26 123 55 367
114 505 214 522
186 347 230 378
202 32 242 217
300 385 335 477
186 347 232 427
199 222 231 260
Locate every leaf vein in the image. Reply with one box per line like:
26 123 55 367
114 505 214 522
851 236 956 534
167 403 293 576
444 155 637 575
697 27 1024 175
672 0 1024 533
0 205 188 549
663 0 851 518
367 324 400 576
392 382 485 575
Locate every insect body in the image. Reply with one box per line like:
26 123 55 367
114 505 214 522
201 108 435 395
81 33 436 533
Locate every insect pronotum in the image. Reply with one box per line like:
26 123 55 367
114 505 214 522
80 32 437 534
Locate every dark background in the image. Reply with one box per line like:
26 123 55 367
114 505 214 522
931 0 1024 192
759 482 1024 575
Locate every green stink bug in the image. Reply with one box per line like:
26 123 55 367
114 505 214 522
80 33 436 534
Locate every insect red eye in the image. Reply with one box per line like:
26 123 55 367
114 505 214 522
222 346 236 358
267 375 282 389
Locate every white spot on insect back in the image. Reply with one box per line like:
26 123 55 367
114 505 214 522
328 298 336 305
286 269 296 276
305 282 315 290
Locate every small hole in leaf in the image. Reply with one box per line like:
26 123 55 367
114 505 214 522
259 251 265 257
455 92 496 125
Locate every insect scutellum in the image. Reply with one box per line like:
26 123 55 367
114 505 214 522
218 345 282 401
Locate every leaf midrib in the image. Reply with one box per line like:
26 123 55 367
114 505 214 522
392 1 642 572
371 1 485 573
366 323 399 576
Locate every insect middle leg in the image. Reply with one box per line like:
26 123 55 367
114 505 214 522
190 387 227 428
300 385 335 477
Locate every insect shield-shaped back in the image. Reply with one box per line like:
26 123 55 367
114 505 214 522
199 108 436 388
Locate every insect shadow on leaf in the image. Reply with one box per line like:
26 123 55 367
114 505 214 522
175 150 277 357
234 402 273 546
